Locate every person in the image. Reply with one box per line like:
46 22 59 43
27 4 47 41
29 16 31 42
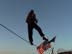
26 9 48 45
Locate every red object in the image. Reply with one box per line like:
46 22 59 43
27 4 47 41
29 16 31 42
37 41 51 54
37 36 56 54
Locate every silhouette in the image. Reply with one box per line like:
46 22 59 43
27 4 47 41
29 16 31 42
26 9 48 45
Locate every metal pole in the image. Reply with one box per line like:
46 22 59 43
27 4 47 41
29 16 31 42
51 47 54 54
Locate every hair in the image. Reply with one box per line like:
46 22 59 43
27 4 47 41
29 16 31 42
29 9 34 15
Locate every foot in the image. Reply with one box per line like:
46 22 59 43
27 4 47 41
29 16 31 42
30 42 33 45
43 36 48 41
48 36 56 43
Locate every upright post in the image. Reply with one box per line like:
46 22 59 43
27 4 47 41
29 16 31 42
51 47 54 54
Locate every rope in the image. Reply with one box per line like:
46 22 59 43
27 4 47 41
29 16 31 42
0 24 36 46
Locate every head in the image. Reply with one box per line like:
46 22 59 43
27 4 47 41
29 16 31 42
29 9 34 15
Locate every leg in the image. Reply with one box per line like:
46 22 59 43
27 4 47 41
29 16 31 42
34 24 44 37
28 25 33 45
34 24 48 41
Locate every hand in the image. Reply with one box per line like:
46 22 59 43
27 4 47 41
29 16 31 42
34 18 38 23
36 19 38 23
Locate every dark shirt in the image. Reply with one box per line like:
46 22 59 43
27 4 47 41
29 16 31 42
26 13 37 25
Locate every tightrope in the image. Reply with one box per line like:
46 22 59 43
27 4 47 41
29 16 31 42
0 24 36 46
